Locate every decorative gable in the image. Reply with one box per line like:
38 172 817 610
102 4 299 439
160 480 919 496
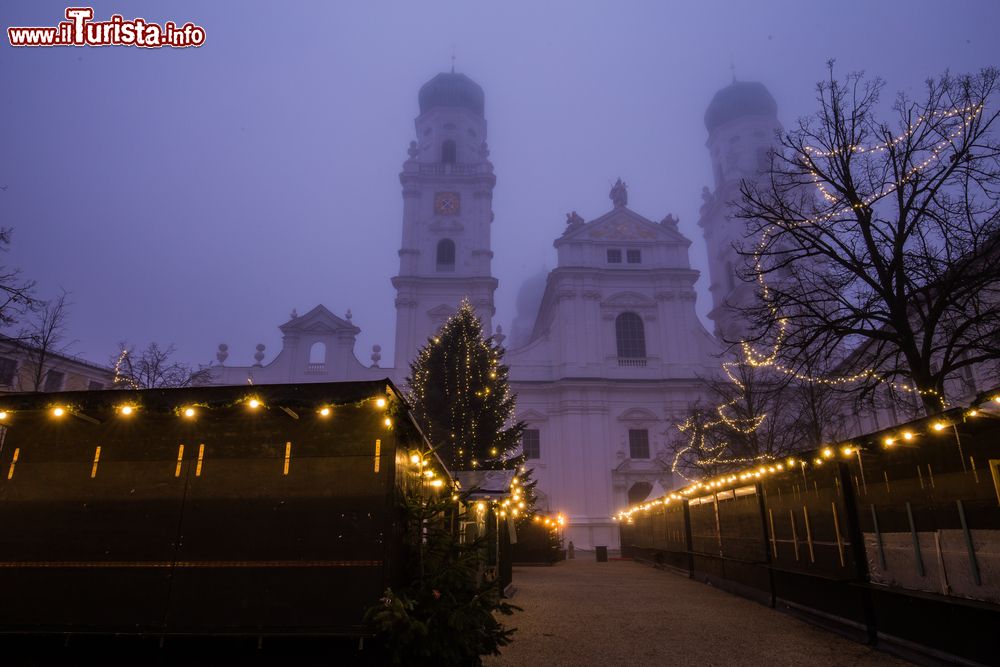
557 206 690 245
279 304 360 337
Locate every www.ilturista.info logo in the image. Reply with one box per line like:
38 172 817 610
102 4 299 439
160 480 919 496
8 7 205 48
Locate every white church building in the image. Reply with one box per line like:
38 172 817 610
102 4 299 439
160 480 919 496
205 71 784 549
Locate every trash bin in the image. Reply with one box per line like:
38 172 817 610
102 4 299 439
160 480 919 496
595 545 608 562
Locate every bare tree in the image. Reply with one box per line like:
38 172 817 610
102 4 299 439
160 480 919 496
669 362 850 480
113 341 212 389
738 65 1000 413
18 290 73 391
0 227 36 329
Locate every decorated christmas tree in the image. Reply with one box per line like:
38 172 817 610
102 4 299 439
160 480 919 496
407 300 524 472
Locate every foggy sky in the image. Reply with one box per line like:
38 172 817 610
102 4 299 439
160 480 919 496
1 1 998 369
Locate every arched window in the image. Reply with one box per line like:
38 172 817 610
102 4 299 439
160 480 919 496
627 482 652 505
615 312 646 358
441 139 457 164
436 239 455 270
309 341 326 364
307 341 326 373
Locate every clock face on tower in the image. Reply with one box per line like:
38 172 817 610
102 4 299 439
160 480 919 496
434 191 461 216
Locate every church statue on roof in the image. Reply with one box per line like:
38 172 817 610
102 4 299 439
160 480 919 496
609 178 628 208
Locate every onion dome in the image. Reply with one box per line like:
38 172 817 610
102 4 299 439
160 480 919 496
418 72 485 116
704 81 777 133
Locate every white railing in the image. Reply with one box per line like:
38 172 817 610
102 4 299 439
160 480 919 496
617 357 647 368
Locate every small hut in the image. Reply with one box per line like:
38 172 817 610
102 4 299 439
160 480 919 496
0 379 446 643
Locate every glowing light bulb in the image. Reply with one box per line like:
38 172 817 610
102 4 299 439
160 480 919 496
430 479 443 488
410 454 421 465
841 446 854 457
822 447 833 459
120 405 134 416
0 411 7 420
248 399 260 409
52 407 65 417
903 431 913 441
932 422 946 432
375 397 386 408
183 407 196 418
884 437 894 446
383 417 392 427
967 409 979 417
319 407 330 417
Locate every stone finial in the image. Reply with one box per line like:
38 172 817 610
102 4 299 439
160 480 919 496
253 343 266 367
371 344 382 368
494 324 506 347
660 213 679 231
345 309 353 322
289 308 298 319
216 343 229 365
407 140 419 159
609 178 628 208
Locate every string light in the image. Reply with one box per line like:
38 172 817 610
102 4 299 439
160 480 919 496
734 104 984 406
671 103 986 475
620 391 993 520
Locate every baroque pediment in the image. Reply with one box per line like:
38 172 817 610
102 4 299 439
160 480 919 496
588 216 658 241
558 206 690 244
279 304 360 336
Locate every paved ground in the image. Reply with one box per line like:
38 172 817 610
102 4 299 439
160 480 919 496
484 559 911 667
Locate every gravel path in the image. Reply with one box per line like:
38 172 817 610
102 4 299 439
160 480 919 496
485 559 911 667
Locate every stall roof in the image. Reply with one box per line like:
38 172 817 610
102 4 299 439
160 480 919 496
453 469 516 498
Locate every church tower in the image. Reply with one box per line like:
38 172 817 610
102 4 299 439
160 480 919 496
697 80 782 343
392 71 498 372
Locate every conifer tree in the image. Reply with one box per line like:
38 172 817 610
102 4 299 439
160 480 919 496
407 300 524 472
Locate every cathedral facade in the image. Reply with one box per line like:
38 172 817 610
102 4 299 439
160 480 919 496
205 71 783 549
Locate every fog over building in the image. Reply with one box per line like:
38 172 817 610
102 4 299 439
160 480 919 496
205 70 782 548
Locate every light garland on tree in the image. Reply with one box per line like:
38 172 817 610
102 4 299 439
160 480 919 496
672 102 983 478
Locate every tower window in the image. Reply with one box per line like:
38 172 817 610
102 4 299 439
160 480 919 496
441 139 457 164
626 249 641 264
607 249 622 263
628 429 650 459
436 239 456 270
615 312 646 358
522 429 540 459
